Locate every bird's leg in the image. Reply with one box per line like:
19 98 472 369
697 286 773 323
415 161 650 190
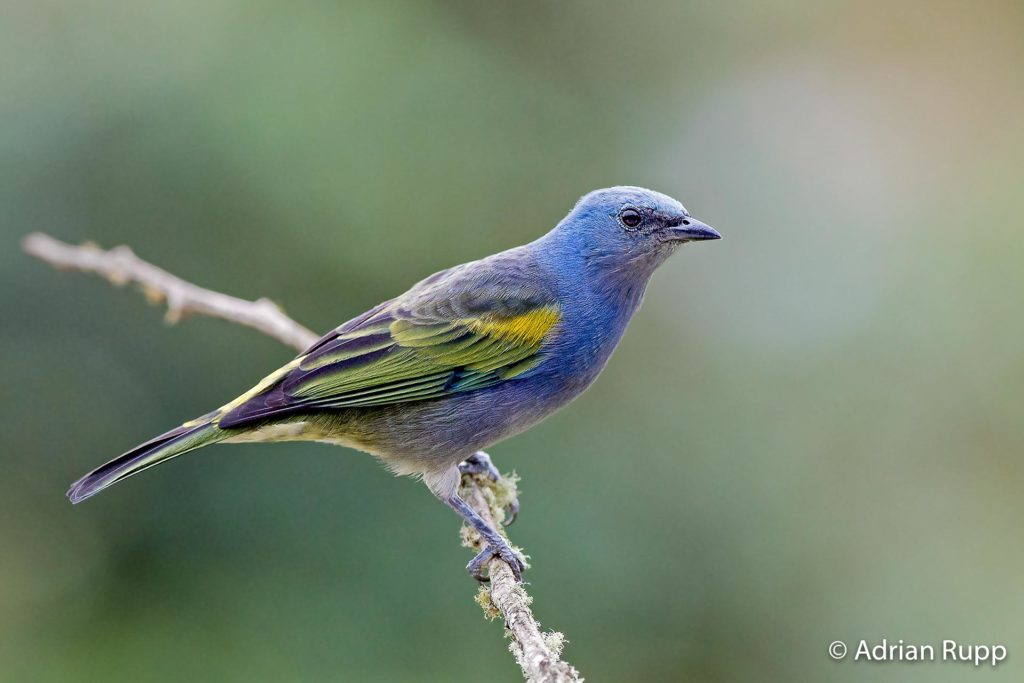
446 493 526 583
457 450 520 525
426 465 526 583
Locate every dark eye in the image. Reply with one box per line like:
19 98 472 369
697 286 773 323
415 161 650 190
619 208 642 229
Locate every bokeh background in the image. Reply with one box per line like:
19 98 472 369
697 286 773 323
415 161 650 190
3 1 1023 681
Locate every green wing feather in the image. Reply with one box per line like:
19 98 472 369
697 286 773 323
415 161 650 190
218 274 560 427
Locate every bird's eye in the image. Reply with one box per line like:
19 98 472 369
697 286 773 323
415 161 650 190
619 208 642 229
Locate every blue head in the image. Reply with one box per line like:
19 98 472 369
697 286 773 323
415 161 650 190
543 186 720 282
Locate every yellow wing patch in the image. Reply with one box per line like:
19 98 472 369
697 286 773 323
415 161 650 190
462 306 561 345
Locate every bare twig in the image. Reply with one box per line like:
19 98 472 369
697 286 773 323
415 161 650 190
24 233 581 683
22 232 317 350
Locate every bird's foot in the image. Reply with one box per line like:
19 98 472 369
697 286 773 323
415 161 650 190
467 531 526 583
458 451 519 525
444 486 527 583
458 451 501 480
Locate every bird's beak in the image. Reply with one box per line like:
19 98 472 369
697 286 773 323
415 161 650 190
666 218 721 242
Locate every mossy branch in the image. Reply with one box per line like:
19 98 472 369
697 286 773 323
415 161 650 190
23 232 582 683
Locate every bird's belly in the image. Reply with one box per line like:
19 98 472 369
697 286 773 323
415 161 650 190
223 354 606 477
321 375 579 469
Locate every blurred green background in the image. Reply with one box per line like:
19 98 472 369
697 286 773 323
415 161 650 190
3 1 1023 681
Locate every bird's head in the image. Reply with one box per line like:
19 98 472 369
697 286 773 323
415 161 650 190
551 186 720 276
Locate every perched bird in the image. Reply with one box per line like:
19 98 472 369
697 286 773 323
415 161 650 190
67 186 720 581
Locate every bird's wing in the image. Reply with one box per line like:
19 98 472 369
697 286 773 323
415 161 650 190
217 257 560 428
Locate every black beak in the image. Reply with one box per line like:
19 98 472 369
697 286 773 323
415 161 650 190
667 217 721 242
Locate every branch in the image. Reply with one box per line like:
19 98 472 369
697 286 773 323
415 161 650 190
461 479 581 682
24 233 581 683
22 232 318 350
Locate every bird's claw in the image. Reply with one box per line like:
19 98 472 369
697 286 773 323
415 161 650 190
444 471 526 583
503 497 520 526
459 451 520 526
467 535 526 583
459 451 502 481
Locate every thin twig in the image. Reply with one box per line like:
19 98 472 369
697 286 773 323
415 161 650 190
24 232 581 683
22 232 318 350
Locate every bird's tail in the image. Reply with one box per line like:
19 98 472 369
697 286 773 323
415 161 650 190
67 417 228 504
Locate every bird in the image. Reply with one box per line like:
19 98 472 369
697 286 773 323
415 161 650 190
67 186 721 582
